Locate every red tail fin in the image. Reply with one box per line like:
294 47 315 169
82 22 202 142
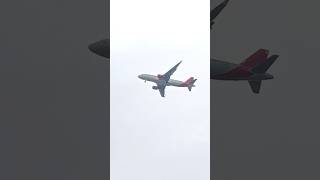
181 77 197 91
183 77 194 85
222 49 270 78
240 49 269 68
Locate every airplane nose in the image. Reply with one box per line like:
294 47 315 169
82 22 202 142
88 39 110 58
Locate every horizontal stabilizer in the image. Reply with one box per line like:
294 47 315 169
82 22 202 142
248 80 262 94
252 55 279 73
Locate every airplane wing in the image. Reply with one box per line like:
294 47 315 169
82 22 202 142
210 0 229 28
211 0 229 20
162 61 182 82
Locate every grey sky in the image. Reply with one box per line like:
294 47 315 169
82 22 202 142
111 0 210 179
0 0 109 179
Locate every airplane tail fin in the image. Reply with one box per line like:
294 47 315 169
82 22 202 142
222 49 270 78
183 77 197 91
240 49 269 69
252 55 279 73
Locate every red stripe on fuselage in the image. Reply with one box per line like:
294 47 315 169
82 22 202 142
220 65 252 79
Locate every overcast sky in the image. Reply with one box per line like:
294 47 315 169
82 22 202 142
110 0 210 179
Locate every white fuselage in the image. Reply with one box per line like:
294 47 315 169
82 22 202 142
138 74 189 87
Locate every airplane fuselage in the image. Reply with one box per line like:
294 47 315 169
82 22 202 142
88 39 109 58
138 74 195 88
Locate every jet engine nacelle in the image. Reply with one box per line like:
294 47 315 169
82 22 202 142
152 86 159 90
157 74 164 79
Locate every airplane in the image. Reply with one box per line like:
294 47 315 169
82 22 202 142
211 49 278 93
138 61 197 97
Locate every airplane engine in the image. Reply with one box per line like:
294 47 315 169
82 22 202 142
152 86 159 90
